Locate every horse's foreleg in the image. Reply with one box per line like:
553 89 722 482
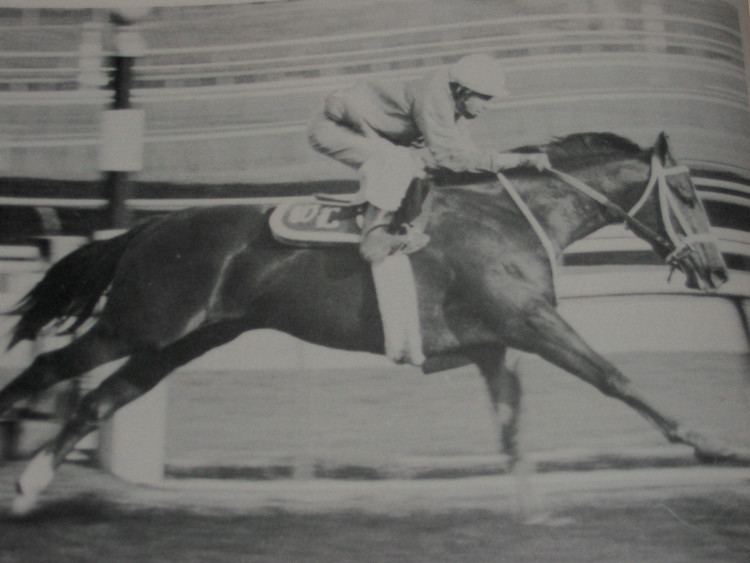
467 346 521 462
0 326 131 418
513 304 750 465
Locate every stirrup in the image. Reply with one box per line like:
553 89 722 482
360 225 397 263
360 206 396 263
398 224 430 255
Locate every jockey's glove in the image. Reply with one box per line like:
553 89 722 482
408 148 428 179
521 153 552 171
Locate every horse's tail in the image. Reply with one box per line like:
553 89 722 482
8 222 151 349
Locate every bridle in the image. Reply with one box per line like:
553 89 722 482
624 154 718 267
497 152 717 275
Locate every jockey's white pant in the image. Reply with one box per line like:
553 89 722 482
308 114 423 211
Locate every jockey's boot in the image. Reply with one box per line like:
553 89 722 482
360 205 432 262
360 205 398 263
399 224 431 255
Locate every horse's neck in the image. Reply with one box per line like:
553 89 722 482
513 158 648 250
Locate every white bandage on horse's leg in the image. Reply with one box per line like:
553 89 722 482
13 448 55 514
401 256 425 365
359 146 418 211
372 257 406 361
371 254 425 366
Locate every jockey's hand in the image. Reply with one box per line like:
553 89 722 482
409 148 431 179
521 153 551 171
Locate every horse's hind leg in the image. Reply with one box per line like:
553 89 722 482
467 346 521 463
12 321 246 513
512 303 750 464
0 324 132 418
11 353 157 515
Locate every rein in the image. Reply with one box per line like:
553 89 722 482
498 154 704 274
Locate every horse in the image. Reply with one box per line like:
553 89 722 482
0 131 743 513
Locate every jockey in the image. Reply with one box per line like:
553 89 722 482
308 53 550 263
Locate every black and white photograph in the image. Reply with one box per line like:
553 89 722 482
0 1 749 561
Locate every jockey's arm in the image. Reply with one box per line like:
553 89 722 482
412 138 550 174
414 92 549 173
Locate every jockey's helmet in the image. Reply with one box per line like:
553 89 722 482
450 54 509 98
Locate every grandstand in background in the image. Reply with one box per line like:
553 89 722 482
2 0 750 179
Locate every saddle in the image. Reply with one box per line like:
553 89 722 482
269 179 431 248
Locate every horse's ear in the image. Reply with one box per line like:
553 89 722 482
655 132 695 203
655 132 671 161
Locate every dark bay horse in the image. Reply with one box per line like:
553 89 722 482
1 132 743 512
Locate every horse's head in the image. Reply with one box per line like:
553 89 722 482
628 132 727 291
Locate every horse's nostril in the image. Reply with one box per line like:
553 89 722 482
714 269 729 284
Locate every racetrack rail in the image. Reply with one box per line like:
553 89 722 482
164 445 705 481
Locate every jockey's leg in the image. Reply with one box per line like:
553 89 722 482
308 115 429 262
358 147 429 263
307 113 376 168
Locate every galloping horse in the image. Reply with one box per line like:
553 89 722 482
1 132 743 512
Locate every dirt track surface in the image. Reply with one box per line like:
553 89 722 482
1 462 749 562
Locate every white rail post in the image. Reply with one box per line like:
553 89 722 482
97 381 168 484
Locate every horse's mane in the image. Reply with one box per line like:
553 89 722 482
433 132 646 186
515 132 645 165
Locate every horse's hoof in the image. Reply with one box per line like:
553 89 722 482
678 429 748 466
692 440 750 465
